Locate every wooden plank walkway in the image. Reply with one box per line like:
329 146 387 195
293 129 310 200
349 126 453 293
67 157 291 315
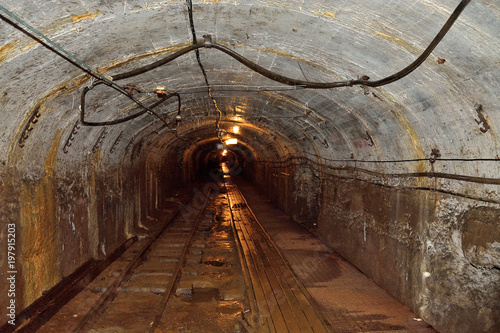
226 178 331 333
234 177 437 333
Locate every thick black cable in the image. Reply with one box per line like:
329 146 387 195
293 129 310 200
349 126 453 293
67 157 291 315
112 0 470 89
300 150 500 164
81 80 181 126
258 155 500 186
0 7 178 127
1 0 471 129
186 0 209 87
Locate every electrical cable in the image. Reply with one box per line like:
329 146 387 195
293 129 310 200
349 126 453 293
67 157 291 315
300 150 500 164
80 80 181 126
111 0 470 89
0 0 471 131
258 155 500 185
0 5 174 127
186 0 223 139
260 157 500 204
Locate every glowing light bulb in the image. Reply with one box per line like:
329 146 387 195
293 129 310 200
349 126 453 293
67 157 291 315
233 126 240 134
225 138 238 145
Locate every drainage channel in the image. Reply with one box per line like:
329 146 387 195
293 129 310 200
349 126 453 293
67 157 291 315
38 185 250 333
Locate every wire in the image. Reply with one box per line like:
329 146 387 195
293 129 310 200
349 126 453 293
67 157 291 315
0 0 471 128
110 0 471 89
186 0 223 139
0 5 110 85
258 155 500 185
80 80 181 126
0 5 174 127
300 150 500 164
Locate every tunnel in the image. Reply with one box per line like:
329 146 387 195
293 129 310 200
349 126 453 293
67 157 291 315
0 0 499 332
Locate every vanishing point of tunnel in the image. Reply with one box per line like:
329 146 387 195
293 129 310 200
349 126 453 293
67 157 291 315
0 0 499 332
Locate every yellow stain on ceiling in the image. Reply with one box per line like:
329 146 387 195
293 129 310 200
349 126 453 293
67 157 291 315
266 1 293 7
372 31 421 54
0 40 20 64
0 11 103 62
20 130 63 307
71 11 103 23
254 46 323 69
312 9 336 19
259 91 311 114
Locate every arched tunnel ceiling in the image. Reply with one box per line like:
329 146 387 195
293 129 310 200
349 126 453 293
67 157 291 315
0 0 499 186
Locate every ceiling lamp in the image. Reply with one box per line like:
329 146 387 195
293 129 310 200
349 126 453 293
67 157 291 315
225 138 238 145
233 126 240 134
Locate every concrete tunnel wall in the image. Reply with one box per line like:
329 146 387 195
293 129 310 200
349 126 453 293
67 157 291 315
0 0 499 332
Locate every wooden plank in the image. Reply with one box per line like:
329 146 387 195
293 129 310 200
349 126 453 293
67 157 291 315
248 226 315 333
262 237 328 333
238 190 329 332
252 240 303 333
228 193 275 332
237 209 289 333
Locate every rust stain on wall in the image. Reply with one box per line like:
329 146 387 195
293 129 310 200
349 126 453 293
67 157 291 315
20 132 63 307
87 151 101 259
259 91 311 113
1 11 103 61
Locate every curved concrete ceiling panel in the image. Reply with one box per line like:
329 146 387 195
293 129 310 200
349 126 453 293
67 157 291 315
0 0 498 192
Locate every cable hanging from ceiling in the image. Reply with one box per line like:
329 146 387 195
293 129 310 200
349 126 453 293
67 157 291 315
186 0 224 140
110 0 471 88
80 80 181 126
0 4 179 128
0 0 470 128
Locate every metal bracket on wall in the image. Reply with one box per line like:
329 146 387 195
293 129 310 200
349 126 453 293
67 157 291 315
92 128 108 154
125 135 136 155
429 148 441 164
474 104 490 133
63 120 81 154
18 105 42 148
131 138 144 161
364 131 375 147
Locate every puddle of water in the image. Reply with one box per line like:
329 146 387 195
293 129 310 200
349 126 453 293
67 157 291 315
204 260 225 267
181 287 220 302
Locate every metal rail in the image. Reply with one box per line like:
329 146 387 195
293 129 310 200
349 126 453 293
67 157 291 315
74 190 212 332
149 188 212 332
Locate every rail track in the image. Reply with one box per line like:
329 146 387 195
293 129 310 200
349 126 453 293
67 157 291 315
73 188 213 332
32 166 330 332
